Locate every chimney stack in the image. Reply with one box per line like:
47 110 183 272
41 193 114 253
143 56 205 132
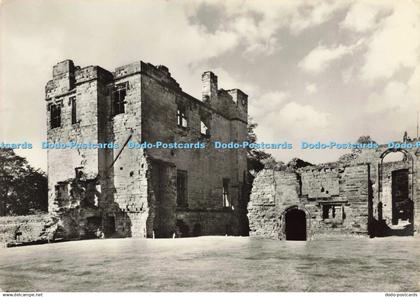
202 71 218 103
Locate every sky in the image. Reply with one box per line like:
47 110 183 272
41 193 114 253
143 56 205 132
1 0 419 171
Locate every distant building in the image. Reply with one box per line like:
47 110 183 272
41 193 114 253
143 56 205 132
45 60 249 239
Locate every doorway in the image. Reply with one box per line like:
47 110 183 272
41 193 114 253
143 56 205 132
391 169 412 225
285 208 307 241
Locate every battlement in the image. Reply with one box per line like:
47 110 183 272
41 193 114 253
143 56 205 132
46 59 248 123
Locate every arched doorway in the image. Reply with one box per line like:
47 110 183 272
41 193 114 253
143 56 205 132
285 208 307 240
376 148 414 236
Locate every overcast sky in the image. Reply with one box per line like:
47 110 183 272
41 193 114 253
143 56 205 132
1 0 419 170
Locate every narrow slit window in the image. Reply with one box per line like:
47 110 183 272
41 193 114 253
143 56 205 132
176 170 188 207
70 97 77 124
223 178 230 207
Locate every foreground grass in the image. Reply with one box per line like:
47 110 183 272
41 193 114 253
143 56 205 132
0 236 419 292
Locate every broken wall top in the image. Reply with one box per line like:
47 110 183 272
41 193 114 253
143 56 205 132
45 59 249 123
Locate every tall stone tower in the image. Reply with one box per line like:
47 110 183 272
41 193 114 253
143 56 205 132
45 59 249 239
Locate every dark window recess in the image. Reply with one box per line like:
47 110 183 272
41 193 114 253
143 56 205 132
70 97 77 124
50 104 61 129
223 178 230 207
322 204 344 221
105 216 116 236
112 83 127 116
176 170 188 207
177 105 188 128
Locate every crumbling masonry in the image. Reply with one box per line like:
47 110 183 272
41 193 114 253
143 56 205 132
248 144 420 239
4 59 417 246
45 60 249 239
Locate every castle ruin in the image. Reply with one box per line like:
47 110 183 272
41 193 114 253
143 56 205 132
1 59 419 246
45 60 249 239
248 143 420 239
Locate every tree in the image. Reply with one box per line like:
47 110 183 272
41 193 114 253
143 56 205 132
247 117 274 174
356 135 377 144
338 135 377 163
0 148 48 216
287 158 312 170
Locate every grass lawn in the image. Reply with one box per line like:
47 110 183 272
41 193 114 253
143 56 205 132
0 236 419 292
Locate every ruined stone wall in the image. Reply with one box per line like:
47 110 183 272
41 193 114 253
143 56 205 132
416 155 420 230
354 144 419 233
248 164 370 239
140 66 248 236
46 63 114 209
337 165 370 234
380 161 411 225
46 61 115 239
109 65 148 238
0 214 52 247
249 140 420 240
176 210 237 236
148 161 177 238
45 59 248 239
248 170 300 239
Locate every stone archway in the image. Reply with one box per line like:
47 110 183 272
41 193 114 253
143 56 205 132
284 207 307 241
377 148 415 235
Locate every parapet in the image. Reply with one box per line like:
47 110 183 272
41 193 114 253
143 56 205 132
75 66 113 85
46 60 248 123
46 60 77 99
228 89 248 114
114 61 181 90
46 60 113 100
53 60 75 79
114 61 142 79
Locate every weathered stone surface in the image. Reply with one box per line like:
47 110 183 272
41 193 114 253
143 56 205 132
44 59 249 240
249 142 420 239
0 214 53 247
249 164 371 239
